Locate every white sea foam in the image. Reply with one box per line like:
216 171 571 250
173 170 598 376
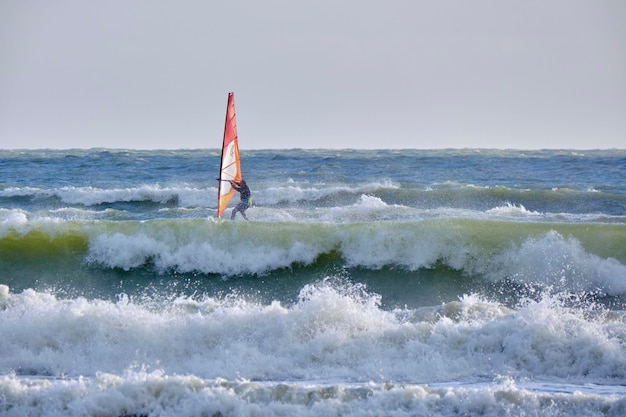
54 185 183 206
3 373 626 417
86 224 333 275
321 194 408 223
486 202 541 216
487 231 626 295
0 284 9 309
261 181 398 206
1 185 213 208
84 219 464 275
1 282 624 382
1 282 625 416
0 186 42 197
0 208 28 228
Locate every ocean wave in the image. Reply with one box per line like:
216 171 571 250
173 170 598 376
0 181 399 210
484 230 626 295
3 373 626 417
4 180 625 219
486 202 542 216
2 218 625 297
1 185 211 208
1 281 625 385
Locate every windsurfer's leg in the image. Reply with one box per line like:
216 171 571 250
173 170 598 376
231 203 246 220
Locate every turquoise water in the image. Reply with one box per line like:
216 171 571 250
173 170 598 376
1 148 626 416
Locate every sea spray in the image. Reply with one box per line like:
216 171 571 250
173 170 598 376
1 281 624 383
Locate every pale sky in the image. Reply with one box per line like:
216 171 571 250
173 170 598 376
1 0 625 150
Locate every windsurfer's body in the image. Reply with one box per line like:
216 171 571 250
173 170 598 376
230 179 251 220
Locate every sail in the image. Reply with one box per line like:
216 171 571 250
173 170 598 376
217 92 242 218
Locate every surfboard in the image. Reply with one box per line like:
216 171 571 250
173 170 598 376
217 92 242 218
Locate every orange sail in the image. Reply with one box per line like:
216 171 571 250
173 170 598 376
217 92 242 218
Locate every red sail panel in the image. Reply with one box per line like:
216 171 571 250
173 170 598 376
217 92 242 218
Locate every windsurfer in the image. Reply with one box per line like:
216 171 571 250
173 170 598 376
229 179 251 220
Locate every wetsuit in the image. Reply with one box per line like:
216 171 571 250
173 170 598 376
231 181 251 220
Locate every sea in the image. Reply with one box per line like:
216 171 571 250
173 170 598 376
1 148 626 417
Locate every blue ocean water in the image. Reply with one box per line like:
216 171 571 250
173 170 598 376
1 148 626 416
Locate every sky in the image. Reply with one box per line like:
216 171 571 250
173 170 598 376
1 0 625 150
